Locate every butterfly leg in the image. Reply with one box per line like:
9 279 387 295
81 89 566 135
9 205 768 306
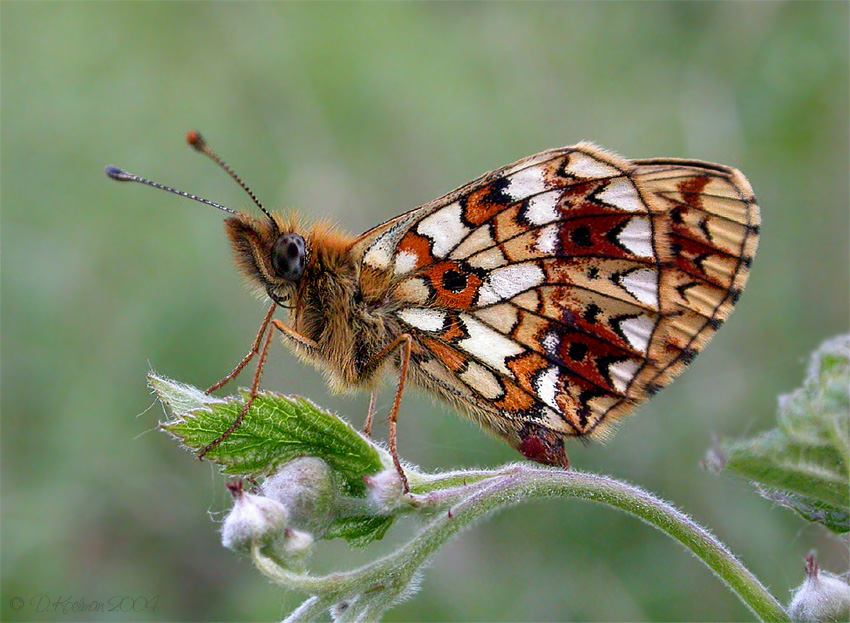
206 303 277 393
363 391 377 439
361 334 413 493
269 319 323 357
199 320 277 459
198 318 321 459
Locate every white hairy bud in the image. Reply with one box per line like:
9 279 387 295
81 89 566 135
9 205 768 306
788 555 850 622
363 468 406 514
221 479 289 554
261 457 338 537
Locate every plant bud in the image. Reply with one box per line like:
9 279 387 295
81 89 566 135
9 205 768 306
788 555 850 622
221 480 289 554
261 457 338 537
283 527 315 561
363 468 406 514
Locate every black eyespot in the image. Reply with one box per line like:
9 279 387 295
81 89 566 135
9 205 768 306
570 226 592 248
568 341 588 362
271 234 307 281
442 269 467 293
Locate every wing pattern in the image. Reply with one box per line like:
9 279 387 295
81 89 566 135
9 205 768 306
356 143 759 459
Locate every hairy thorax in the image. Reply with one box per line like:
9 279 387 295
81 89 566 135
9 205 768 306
290 246 401 393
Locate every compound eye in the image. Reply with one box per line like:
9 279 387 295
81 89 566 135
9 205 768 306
270 234 307 281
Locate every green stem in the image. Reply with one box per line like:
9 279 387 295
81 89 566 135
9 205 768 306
510 467 787 622
259 465 787 622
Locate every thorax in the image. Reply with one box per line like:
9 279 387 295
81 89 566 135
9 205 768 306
289 261 400 389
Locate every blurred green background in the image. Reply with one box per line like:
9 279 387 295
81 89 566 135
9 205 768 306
2 2 848 621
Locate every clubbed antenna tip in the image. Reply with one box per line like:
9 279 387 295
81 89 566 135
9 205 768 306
105 165 133 181
184 130 279 234
186 130 206 151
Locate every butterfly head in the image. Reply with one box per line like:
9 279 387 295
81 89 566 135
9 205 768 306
223 213 310 307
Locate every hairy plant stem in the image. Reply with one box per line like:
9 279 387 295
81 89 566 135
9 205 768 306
253 464 787 622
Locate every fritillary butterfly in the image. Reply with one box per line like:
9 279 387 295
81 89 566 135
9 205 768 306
108 135 759 490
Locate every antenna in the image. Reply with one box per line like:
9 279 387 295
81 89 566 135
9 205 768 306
186 131 280 236
104 166 238 216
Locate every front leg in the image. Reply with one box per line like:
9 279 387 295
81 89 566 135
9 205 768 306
198 320 320 459
270 319 322 360
207 303 276 394
272 325 413 492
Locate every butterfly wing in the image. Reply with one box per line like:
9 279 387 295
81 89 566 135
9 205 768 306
629 158 759 398
355 144 759 464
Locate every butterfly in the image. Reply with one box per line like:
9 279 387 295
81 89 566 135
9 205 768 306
107 133 759 491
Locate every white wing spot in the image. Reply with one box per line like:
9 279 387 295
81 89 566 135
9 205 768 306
393 249 418 275
416 202 470 258
609 359 640 393
478 264 545 306
474 304 518 334
541 329 559 356
363 232 394 269
618 315 654 352
457 314 524 377
450 225 496 260
595 178 643 212
535 366 560 413
505 165 547 201
565 152 620 178
398 308 446 333
536 223 560 255
467 247 509 270
619 268 658 307
616 217 654 258
523 190 561 225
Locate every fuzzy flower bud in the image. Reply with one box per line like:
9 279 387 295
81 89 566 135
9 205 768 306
364 468 406 514
221 479 289 554
261 457 338 537
283 527 315 563
788 555 850 622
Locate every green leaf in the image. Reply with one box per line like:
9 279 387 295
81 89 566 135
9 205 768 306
710 335 850 533
150 373 386 496
323 515 395 548
755 488 850 535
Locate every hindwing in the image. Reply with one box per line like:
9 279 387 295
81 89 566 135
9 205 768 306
354 143 759 448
